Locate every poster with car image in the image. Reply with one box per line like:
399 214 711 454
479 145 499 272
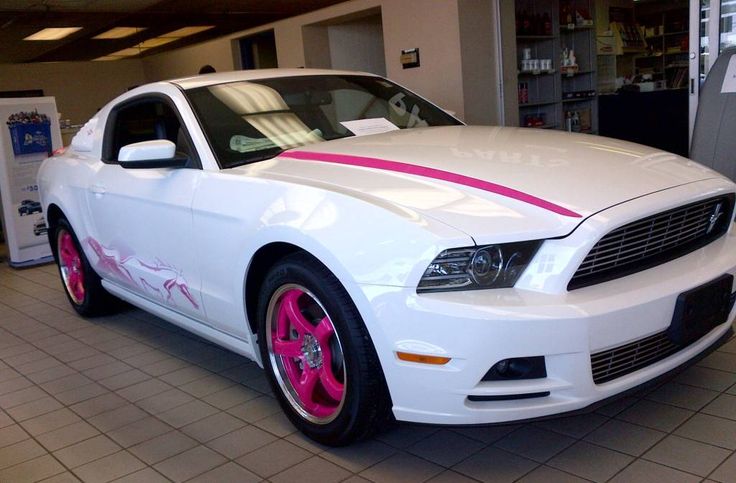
0 97 60 267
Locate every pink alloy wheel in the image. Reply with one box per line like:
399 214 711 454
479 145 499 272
268 286 346 423
58 230 85 304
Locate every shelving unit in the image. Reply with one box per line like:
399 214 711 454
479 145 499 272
514 0 597 133
560 3 597 134
633 5 689 90
515 0 561 130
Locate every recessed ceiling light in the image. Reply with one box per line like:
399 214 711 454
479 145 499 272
93 27 146 40
161 26 214 38
136 37 177 49
97 25 216 60
110 47 149 57
24 27 83 41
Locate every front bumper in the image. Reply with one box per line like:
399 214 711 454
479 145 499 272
354 184 736 425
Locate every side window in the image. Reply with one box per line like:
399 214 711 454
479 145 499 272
106 98 197 164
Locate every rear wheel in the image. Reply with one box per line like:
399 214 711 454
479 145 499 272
54 218 117 316
257 252 391 446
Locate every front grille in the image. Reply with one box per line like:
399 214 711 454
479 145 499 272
591 331 680 384
569 195 734 290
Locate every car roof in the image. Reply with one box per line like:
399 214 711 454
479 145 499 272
169 68 379 90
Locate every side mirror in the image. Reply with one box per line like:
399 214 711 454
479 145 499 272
118 140 187 169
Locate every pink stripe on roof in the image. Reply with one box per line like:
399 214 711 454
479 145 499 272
280 150 582 218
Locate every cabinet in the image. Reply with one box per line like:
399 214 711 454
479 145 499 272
515 0 597 133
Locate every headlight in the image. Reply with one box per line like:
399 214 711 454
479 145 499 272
417 241 542 292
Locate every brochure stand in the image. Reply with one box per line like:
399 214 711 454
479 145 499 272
0 97 61 267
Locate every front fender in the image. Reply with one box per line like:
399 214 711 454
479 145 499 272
192 171 472 347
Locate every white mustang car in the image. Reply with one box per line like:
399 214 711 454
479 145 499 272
39 69 736 445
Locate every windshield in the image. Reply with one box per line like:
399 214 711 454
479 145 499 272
184 74 462 168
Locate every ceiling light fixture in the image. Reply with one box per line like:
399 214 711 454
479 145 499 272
24 27 83 41
109 47 148 57
135 37 177 49
160 26 215 38
95 25 216 60
92 27 146 40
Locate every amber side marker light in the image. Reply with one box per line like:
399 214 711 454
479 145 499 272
396 352 451 365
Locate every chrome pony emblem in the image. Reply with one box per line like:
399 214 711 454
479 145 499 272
707 202 724 235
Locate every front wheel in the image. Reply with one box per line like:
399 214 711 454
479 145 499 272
257 252 391 446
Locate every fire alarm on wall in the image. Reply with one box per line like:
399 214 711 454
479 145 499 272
400 48 420 69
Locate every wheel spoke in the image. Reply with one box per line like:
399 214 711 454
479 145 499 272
283 290 315 335
272 338 303 358
67 271 80 289
319 365 344 402
313 316 334 346
74 283 85 300
59 233 80 269
294 365 320 412
275 300 292 339
59 244 75 268
59 250 72 268
67 270 85 300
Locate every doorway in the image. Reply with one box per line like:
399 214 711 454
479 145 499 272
239 30 278 70
302 8 386 76
598 0 690 156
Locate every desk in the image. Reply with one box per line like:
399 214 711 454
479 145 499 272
599 89 689 156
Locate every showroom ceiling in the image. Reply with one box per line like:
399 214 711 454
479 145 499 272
0 0 346 63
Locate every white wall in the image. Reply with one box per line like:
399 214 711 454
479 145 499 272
381 1 465 117
141 36 238 81
458 0 500 124
500 0 520 127
0 60 146 124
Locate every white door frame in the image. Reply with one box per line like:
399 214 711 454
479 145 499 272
492 0 505 126
690 0 723 148
689 0 701 146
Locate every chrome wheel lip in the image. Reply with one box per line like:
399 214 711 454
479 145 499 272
57 229 84 305
265 283 347 425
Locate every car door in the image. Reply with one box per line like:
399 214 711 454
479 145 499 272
84 94 205 320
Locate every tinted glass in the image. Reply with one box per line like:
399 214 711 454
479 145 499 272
184 75 461 168
108 99 193 162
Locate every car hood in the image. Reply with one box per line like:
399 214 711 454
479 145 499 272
257 126 720 243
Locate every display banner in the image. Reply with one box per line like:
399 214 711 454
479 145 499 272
0 97 61 267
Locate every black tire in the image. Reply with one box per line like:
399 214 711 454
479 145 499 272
257 252 392 446
53 218 118 317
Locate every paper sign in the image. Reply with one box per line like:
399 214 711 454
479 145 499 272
340 118 400 137
721 55 736 93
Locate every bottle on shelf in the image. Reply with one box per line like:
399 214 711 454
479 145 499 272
543 12 552 36
521 10 531 35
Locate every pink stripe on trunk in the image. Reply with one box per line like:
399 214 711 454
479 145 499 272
280 150 582 218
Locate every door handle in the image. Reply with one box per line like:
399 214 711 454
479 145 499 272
90 184 106 195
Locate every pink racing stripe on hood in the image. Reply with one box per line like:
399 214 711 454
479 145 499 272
280 150 582 218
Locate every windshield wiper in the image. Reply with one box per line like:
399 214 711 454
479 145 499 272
241 148 285 164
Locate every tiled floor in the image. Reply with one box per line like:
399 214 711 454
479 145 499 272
0 261 734 483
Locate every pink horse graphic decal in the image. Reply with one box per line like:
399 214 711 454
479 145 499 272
84 237 199 310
